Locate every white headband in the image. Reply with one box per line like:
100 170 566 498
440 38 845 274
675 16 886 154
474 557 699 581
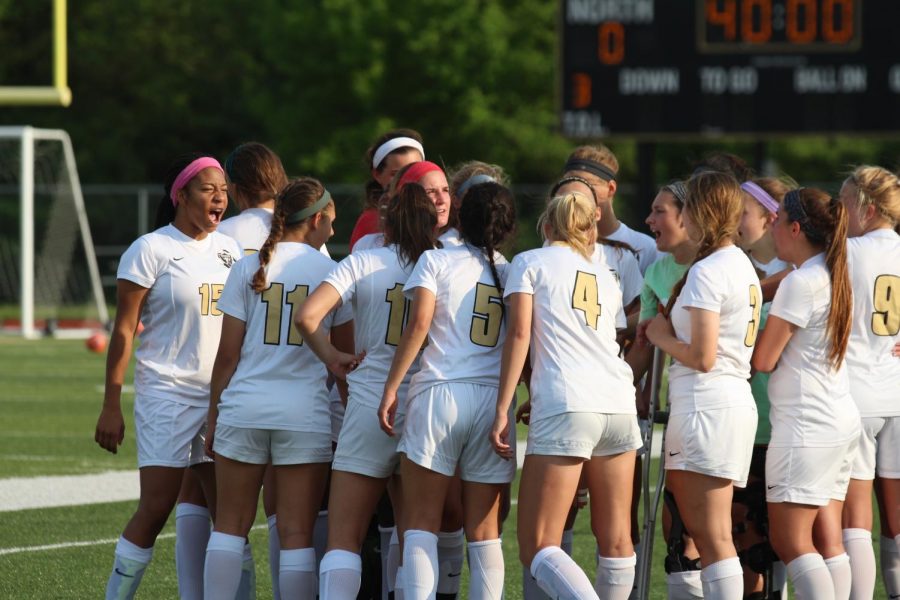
372 137 425 169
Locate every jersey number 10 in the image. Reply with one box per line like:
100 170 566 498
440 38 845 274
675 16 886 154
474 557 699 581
261 282 310 346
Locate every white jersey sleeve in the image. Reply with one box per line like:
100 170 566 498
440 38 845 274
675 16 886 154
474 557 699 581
593 243 643 308
606 223 661 275
667 245 759 414
767 254 859 446
845 230 900 417
505 246 635 421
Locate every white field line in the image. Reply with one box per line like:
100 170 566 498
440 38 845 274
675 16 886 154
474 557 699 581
0 523 267 557
0 470 140 512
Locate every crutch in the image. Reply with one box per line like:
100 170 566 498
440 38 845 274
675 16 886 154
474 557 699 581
635 347 670 600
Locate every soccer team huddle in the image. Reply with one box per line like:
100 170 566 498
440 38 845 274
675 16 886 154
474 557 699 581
93 130 900 600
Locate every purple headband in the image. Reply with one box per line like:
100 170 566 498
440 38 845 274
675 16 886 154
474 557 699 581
170 157 224 206
740 181 779 215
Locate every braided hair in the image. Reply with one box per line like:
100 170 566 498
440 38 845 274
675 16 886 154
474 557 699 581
458 182 517 294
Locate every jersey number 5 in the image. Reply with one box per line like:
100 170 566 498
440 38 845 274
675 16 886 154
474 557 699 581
872 274 900 336
572 271 602 329
744 285 762 347
470 283 503 347
385 283 410 346
261 282 310 346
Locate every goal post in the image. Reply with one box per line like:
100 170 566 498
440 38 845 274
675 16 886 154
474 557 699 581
0 126 108 338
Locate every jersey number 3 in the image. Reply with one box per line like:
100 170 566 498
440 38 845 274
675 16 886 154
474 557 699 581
470 283 503 347
744 285 762 347
872 274 900 336
261 282 309 346
572 271 602 329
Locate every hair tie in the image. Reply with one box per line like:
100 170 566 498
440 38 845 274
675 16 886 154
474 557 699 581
457 174 496 199
170 157 224 206
397 161 443 191
285 189 332 225
741 181 780 215
372 137 425 169
784 189 826 244
563 158 617 182
551 175 598 204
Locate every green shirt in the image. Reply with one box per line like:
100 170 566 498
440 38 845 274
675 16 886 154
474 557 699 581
639 254 688 321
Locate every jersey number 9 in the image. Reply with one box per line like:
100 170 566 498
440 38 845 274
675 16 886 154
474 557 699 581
261 282 310 346
872 274 900 336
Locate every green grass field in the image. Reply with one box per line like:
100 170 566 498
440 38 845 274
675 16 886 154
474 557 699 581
0 337 892 598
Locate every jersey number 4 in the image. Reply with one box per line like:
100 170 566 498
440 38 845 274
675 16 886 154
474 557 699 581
872 274 900 336
744 285 762 347
572 271 602 329
470 283 503 347
260 282 309 346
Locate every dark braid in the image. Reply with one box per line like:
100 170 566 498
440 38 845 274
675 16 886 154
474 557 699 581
250 177 327 293
458 182 517 293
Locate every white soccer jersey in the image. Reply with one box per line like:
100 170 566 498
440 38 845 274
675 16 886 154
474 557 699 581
438 227 462 247
668 245 760 414
215 243 352 432
593 243 643 307
606 222 660 275
323 244 421 408
845 229 900 418
404 245 508 398
750 255 790 279
505 245 635 422
219 207 330 257
767 253 860 446
352 233 385 253
117 225 241 407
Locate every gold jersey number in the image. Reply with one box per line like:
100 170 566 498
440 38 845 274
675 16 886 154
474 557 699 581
198 283 224 316
470 283 503 347
572 271 602 329
744 285 762 347
872 274 900 336
384 283 410 346
260 282 309 346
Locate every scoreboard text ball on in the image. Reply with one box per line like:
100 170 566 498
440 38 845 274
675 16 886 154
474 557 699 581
560 0 900 137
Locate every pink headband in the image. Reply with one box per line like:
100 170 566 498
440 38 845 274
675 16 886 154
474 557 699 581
397 160 442 192
170 157 224 206
741 181 779 215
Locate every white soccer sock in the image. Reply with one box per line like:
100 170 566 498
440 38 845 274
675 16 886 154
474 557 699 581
106 536 153 600
203 531 244 600
176 503 211 600
882 535 900 598
267 514 281 600
314 510 329 573
825 552 851 600
395 566 406 600
699 557 743 599
595 553 636 600
771 561 788 598
630 541 642 599
235 542 256 600
530 545 599 600
523 564 551 600
386 528 401 597
561 529 574 556
665 570 704 599
280 547 317 599
436 528 464 597
404 530 439 600
320 548 363 600
380 526 393 600
468 539 504 600
787 553 835 600
843 528 875 600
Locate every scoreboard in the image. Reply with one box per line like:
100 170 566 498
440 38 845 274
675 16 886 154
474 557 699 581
560 0 900 137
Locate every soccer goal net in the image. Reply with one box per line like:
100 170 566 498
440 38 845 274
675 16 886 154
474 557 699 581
0 126 108 338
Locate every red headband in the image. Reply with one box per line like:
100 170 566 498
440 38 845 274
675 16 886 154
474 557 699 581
397 160 443 191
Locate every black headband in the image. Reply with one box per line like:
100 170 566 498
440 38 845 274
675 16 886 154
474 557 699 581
563 159 617 182
783 189 827 244
551 175 598 205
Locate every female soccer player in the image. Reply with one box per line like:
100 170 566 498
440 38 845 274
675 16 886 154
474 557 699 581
350 130 425 251
95 154 240 600
378 181 517 600
645 171 761 599
492 190 640 600
837 166 900 600
203 178 351 598
296 184 439 599
444 161 509 247
752 187 858 600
